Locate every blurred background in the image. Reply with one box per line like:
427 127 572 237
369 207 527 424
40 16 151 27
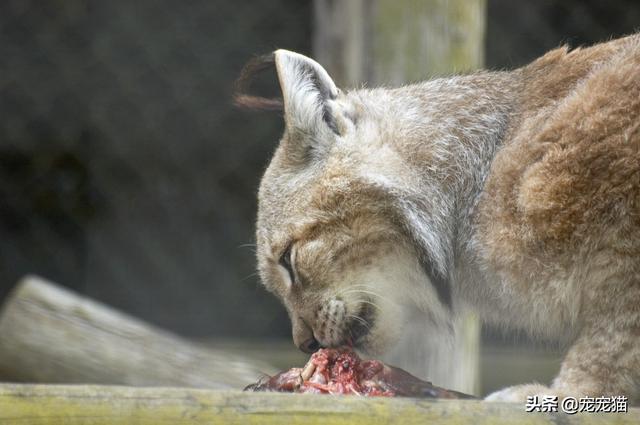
0 0 638 396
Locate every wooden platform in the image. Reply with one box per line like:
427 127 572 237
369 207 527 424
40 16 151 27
0 384 637 424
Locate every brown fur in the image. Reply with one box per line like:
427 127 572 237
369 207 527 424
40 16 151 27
249 35 640 402
476 35 640 401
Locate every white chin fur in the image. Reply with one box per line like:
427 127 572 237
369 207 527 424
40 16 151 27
339 249 449 356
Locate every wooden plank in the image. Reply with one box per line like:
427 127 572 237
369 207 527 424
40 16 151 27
0 384 637 425
0 276 276 389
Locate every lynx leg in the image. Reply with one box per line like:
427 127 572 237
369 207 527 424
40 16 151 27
486 323 640 403
487 278 640 404
551 320 640 403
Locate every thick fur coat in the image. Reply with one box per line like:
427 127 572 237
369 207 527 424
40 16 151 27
249 34 640 402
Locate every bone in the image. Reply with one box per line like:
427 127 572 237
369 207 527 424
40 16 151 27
300 361 316 381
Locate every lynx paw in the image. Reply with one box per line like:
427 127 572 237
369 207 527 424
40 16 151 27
485 384 552 403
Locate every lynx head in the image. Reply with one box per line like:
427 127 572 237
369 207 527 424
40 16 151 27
251 50 452 355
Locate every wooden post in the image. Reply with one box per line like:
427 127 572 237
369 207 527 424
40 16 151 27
0 276 276 389
313 0 486 394
313 0 486 87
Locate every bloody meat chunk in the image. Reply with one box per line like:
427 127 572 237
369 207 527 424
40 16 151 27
245 347 475 399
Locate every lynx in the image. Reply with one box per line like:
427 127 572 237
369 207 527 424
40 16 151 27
241 34 640 402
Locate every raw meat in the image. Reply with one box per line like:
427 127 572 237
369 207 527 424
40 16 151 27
245 347 474 398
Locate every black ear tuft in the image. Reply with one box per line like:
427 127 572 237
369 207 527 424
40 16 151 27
233 53 284 111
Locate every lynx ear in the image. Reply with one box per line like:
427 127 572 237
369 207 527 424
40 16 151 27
274 49 340 135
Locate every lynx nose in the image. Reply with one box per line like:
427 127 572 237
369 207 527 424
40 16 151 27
299 337 320 353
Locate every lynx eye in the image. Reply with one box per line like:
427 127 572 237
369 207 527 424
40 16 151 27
279 243 295 284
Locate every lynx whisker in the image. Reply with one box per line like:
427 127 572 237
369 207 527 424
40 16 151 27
347 314 371 329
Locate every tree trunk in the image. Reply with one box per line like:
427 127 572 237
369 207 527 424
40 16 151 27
0 276 276 389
